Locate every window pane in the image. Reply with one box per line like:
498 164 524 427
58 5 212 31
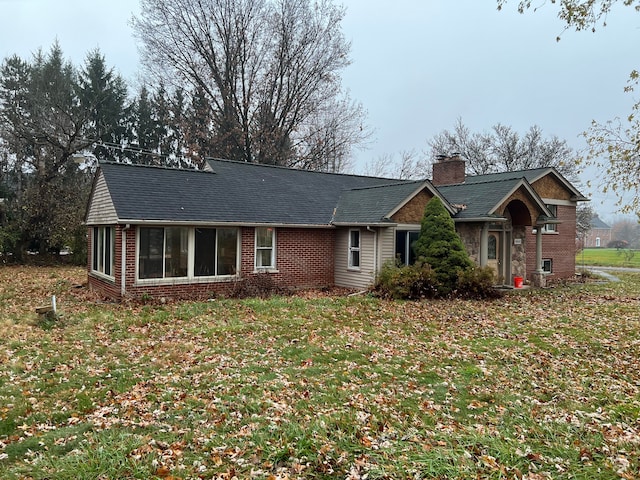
256 228 273 248
104 227 112 276
165 227 188 277
139 227 164 279
257 249 273 268
110 227 116 275
408 231 420 265
350 230 360 248
350 250 360 268
217 228 237 275
92 227 99 271
97 228 105 273
395 231 407 265
488 235 497 260
195 228 216 276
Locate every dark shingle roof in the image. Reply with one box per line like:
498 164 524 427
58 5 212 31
590 216 611 229
464 168 552 185
95 159 584 226
99 159 408 225
438 178 524 220
333 181 428 224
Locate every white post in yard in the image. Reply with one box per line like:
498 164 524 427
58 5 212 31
52 295 57 314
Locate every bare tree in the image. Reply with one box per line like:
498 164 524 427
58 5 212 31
133 0 369 171
427 118 578 179
611 219 640 248
576 203 594 250
362 150 427 180
498 0 640 214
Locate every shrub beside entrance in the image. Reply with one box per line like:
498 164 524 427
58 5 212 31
375 197 500 300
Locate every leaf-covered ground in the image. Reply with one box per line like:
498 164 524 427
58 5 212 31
1 266 639 479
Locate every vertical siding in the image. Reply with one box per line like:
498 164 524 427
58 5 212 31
86 171 118 224
378 227 396 267
335 228 376 289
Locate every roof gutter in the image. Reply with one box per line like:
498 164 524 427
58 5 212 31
453 217 508 223
92 219 336 229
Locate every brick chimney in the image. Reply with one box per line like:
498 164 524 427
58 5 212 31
432 153 466 186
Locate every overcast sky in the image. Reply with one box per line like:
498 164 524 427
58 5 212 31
1 0 638 222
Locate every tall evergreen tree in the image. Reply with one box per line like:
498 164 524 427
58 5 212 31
413 197 473 294
77 50 129 163
0 43 129 257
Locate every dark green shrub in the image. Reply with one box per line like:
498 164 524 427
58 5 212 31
374 259 439 300
455 266 502 299
413 197 473 295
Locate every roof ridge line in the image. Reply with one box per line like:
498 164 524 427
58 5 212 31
206 157 402 181
347 179 424 191
100 161 213 174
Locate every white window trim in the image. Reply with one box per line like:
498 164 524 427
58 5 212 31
254 227 277 272
542 258 553 274
91 226 115 281
348 228 361 270
135 226 240 285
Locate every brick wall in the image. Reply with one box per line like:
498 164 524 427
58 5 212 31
239 227 335 289
88 225 336 301
525 205 577 280
87 225 123 300
583 228 612 248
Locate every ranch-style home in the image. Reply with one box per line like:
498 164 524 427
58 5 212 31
85 155 587 301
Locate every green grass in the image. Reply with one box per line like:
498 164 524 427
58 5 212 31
1 266 639 479
576 247 640 267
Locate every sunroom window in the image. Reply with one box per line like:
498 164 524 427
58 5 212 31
92 226 115 278
138 226 238 280
195 227 238 276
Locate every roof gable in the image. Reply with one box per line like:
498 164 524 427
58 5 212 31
86 170 118 224
439 177 553 222
466 167 587 202
332 181 451 225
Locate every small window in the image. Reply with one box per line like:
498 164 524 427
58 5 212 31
255 227 276 269
92 226 115 278
542 259 553 273
488 234 497 260
395 230 420 265
348 229 360 269
543 205 558 233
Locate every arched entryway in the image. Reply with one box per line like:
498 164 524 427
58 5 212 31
486 199 534 286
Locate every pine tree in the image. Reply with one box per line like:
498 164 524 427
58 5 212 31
413 197 473 294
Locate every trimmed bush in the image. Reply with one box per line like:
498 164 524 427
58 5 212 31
455 266 502 299
374 259 439 300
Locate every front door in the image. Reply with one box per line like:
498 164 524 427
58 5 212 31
487 232 501 283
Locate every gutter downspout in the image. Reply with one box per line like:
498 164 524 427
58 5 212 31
121 224 131 298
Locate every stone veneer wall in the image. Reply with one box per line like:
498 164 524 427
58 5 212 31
455 223 481 264
512 226 527 279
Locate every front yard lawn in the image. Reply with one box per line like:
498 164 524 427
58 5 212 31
1 266 639 479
